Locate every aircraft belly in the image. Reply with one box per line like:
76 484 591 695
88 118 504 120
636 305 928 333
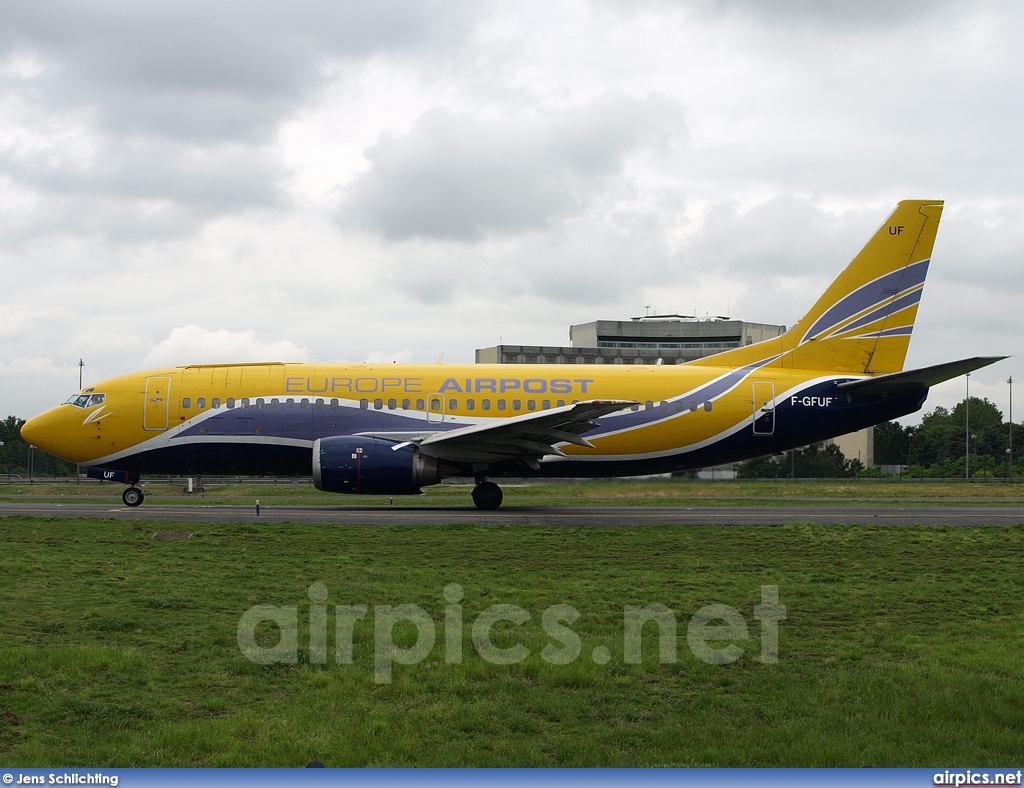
96 440 311 476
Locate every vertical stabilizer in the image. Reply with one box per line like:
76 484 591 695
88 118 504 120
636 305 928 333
693 200 943 374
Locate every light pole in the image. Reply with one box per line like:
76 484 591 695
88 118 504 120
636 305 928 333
965 373 970 481
1009 376 1014 483
75 360 83 483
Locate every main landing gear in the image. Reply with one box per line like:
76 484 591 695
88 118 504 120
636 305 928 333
122 486 145 507
472 481 503 510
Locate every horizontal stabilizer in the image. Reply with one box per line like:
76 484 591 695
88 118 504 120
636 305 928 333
837 356 1007 397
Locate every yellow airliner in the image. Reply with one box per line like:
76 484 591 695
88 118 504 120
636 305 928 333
21 200 1003 509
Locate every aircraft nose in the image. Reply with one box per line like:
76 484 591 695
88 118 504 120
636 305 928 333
20 412 52 451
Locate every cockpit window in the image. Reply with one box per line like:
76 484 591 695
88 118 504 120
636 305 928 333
66 393 106 408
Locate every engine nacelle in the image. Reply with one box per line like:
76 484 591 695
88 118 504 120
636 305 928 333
312 436 446 495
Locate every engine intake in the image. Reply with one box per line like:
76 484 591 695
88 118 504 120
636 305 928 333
313 436 447 495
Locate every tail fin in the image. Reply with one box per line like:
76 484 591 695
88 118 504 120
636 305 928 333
695 199 943 374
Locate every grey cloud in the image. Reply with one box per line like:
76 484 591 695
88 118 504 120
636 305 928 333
3 139 281 207
3 193 256 246
341 93 684 241
0 1 479 243
683 196 865 277
687 0 961 29
672 197 886 325
0 137 284 243
1 1 476 143
369 189 682 310
929 202 1024 290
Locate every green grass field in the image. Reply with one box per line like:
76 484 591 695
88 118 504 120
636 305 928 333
1 507 1023 767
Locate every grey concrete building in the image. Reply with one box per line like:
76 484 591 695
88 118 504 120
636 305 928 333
475 315 787 365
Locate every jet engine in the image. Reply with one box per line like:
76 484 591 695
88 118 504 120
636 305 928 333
312 436 449 495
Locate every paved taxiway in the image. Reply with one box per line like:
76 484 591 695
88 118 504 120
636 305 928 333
2 501 1023 526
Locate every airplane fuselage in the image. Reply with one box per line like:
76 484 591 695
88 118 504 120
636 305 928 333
25 360 924 480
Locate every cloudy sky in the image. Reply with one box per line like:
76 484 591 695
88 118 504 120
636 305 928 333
1 0 1020 422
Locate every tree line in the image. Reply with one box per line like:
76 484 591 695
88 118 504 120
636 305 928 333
737 442 864 479
873 396 1019 478
0 416 77 477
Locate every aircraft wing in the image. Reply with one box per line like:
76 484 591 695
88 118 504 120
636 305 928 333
837 356 1007 397
411 400 636 466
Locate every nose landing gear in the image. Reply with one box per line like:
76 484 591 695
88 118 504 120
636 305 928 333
471 481 503 510
86 467 144 507
122 487 145 507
